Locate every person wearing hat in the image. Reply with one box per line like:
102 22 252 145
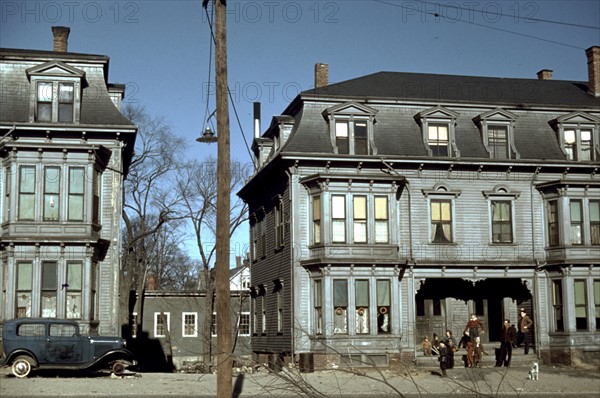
517 308 533 354
496 318 515 367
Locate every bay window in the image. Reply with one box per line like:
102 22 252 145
333 279 348 334
355 280 369 334
41 261 58 317
332 195 346 243
16 262 32 318
374 196 389 243
353 196 367 243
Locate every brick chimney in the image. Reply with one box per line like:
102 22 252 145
536 69 553 80
315 63 328 88
52 26 70 52
586 46 600 97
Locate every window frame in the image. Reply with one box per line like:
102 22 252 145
65 261 82 319
323 101 378 156
43 166 61 221
41 261 58 318
16 261 33 318
552 280 564 332
473 108 519 160
238 312 251 336
589 200 600 245
570 199 584 245
574 280 588 331
154 312 170 338
312 195 322 245
26 61 84 124
547 200 559 247
331 195 347 243
333 279 349 335
274 197 285 249
18 165 36 221
551 112 600 162
429 199 453 243
182 312 198 337
415 106 460 158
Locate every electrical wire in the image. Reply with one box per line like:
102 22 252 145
374 0 594 50
416 0 600 30
202 4 255 166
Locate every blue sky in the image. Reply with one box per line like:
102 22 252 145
2 0 599 261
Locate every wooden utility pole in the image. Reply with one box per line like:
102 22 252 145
214 0 232 396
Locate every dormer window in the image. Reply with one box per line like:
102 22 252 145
564 128 592 160
550 112 600 162
428 124 449 156
26 61 85 124
415 106 460 158
323 101 377 155
473 108 519 160
36 81 75 122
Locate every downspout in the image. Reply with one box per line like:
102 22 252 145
530 167 542 360
405 181 417 361
285 167 295 363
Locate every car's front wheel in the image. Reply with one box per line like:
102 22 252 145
11 355 34 378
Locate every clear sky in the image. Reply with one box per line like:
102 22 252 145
2 0 599 261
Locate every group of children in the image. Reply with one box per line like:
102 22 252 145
421 313 488 376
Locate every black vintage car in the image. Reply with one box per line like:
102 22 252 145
0 318 136 378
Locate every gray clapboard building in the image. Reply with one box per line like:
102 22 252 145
239 48 600 369
0 27 137 336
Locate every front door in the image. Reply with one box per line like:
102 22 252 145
416 298 446 344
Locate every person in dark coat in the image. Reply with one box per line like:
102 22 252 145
458 331 471 349
438 341 449 377
517 308 533 354
444 329 456 369
496 318 516 367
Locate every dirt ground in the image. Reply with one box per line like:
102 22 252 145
1 363 599 397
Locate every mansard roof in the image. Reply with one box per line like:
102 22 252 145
301 71 600 109
274 70 599 161
0 47 134 128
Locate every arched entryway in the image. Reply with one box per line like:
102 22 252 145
415 278 532 344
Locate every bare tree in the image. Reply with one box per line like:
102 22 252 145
174 156 249 370
119 104 185 338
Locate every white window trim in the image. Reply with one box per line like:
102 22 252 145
182 311 198 337
422 184 461 244
238 312 251 336
551 112 600 161
154 312 170 338
211 312 218 337
482 185 520 245
415 106 460 158
474 108 519 159
323 101 378 156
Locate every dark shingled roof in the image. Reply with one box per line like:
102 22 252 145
278 71 598 160
0 48 134 127
302 71 600 109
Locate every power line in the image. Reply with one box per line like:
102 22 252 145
417 0 600 30
203 4 254 165
373 0 591 50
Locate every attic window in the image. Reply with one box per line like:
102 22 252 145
26 61 85 124
323 101 378 156
414 106 460 158
473 108 519 160
550 112 600 162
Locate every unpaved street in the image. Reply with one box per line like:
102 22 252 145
1 365 599 397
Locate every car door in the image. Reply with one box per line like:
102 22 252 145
45 323 84 364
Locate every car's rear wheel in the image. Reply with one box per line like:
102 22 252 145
11 356 33 378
